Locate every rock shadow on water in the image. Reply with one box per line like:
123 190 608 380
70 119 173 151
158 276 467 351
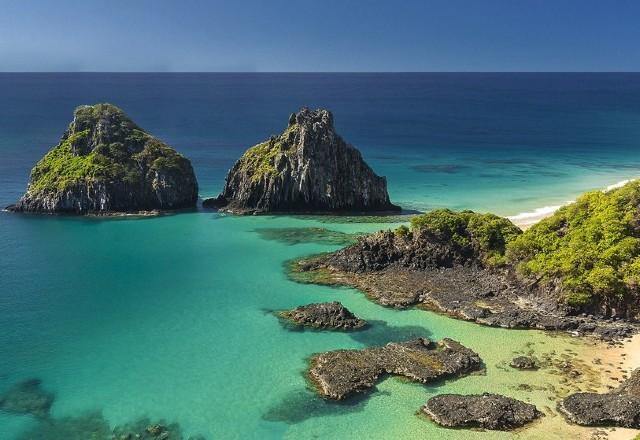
348 320 431 346
262 388 390 424
253 227 360 246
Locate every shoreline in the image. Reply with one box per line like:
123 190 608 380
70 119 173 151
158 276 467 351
507 177 637 229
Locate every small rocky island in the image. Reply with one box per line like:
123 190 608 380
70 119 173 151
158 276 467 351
291 182 640 339
278 302 366 330
8 103 198 214
558 368 640 428
205 108 400 214
308 337 481 400
423 393 542 430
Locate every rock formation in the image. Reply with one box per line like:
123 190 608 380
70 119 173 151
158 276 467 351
510 356 538 370
308 337 481 400
423 393 542 430
278 301 366 330
206 108 400 214
0 378 54 418
8 103 198 214
558 368 640 428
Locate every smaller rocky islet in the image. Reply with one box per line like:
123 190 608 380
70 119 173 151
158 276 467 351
278 301 367 330
307 337 482 400
422 393 543 430
8 103 198 215
205 107 400 215
558 368 640 428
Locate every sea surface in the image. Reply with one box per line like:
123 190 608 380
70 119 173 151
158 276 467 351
1 73 640 439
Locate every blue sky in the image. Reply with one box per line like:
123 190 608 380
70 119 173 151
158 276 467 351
0 0 638 72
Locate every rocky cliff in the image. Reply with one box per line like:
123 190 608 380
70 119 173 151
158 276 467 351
207 108 400 214
8 104 198 214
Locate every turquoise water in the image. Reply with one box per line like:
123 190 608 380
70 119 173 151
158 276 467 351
2 73 640 439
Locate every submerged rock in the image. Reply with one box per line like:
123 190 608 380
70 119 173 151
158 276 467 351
8 103 198 214
558 368 640 428
212 108 400 214
0 378 54 418
423 393 542 430
278 302 366 330
510 356 537 370
308 338 481 400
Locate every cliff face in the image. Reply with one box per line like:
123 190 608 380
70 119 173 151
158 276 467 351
210 108 400 214
9 104 198 214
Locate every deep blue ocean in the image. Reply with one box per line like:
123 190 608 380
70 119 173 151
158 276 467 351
1 73 640 439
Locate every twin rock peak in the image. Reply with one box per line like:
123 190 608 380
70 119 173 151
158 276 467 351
9 104 399 216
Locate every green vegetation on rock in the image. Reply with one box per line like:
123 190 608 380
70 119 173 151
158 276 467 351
407 209 522 266
507 181 640 307
239 123 298 182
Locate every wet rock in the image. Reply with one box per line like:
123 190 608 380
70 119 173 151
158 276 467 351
279 302 366 330
558 368 640 428
423 393 543 430
0 378 54 418
510 356 537 370
308 338 482 400
214 108 400 214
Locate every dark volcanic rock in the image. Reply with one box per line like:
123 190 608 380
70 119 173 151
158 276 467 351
308 338 482 400
558 368 640 428
0 378 54 418
9 103 198 214
291 229 639 340
423 393 542 430
279 301 366 330
510 356 537 370
214 108 400 214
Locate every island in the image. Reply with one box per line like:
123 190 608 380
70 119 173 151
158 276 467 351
290 180 640 339
204 108 400 214
7 103 198 215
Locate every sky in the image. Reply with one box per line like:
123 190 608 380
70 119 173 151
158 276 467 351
0 0 638 72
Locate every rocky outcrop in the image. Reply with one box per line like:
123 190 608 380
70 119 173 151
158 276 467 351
207 108 400 214
0 378 54 418
558 368 640 428
8 103 198 214
510 356 537 370
308 338 481 400
423 393 542 430
278 302 366 330
290 228 638 340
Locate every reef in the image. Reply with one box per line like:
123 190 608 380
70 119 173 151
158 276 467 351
0 378 54 418
308 337 482 400
8 103 198 214
558 368 640 428
207 108 400 214
422 393 543 430
279 302 366 330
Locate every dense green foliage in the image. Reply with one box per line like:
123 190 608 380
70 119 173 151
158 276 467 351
507 181 640 306
27 104 192 194
239 124 298 182
407 209 522 265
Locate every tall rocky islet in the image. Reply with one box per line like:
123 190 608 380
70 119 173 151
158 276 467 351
205 108 400 214
8 103 198 214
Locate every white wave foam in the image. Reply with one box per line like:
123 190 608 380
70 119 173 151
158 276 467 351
508 177 639 228
507 204 568 228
